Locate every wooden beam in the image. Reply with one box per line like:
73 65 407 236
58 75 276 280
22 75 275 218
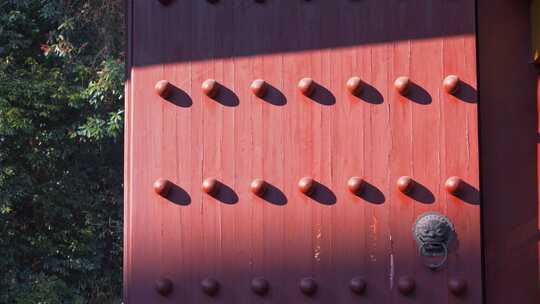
533 0 540 62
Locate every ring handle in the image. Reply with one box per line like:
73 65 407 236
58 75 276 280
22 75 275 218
419 242 448 270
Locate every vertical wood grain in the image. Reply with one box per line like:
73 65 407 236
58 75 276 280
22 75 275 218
126 1 482 303
193 2 215 303
409 1 445 300
232 1 255 302
286 2 313 302
260 2 286 302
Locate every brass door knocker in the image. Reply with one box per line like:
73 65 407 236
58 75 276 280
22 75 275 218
413 212 455 271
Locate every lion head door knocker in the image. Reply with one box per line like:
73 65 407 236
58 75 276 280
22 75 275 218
413 212 456 271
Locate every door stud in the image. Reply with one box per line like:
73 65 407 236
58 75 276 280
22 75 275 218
153 178 172 197
202 79 219 98
250 79 268 98
202 177 220 195
445 176 463 195
299 278 317 296
397 176 415 194
448 278 467 296
397 276 415 295
394 76 411 95
347 176 365 195
349 277 367 294
250 178 267 196
201 278 220 296
346 77 363 96
155 80 172 99
298 177 315 195
298 78 316 97
155 278 173 296
251 277 270 295
443 75 460 94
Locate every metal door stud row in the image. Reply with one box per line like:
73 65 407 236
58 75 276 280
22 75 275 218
154 276 467 297
154 75 461 102
153 176 465 198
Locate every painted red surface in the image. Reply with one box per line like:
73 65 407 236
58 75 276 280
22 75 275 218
125 1 483 303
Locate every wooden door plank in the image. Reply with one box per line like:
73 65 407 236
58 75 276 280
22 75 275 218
231 1 257 302
410 37 445 302
390 40 415 304
329 1 358 303
387 1 416 303
259 3 287 302
212 0 240 301
194 1 220 303
168 2 197 301
306 1 335 302
442 1 481 304
130 2 164 303
408 0 446 302
331 2 369 303
131 65 164 303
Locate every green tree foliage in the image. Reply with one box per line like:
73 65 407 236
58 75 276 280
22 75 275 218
0 1 124 302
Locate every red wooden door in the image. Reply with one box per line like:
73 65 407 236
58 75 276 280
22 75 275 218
125 1 482 303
